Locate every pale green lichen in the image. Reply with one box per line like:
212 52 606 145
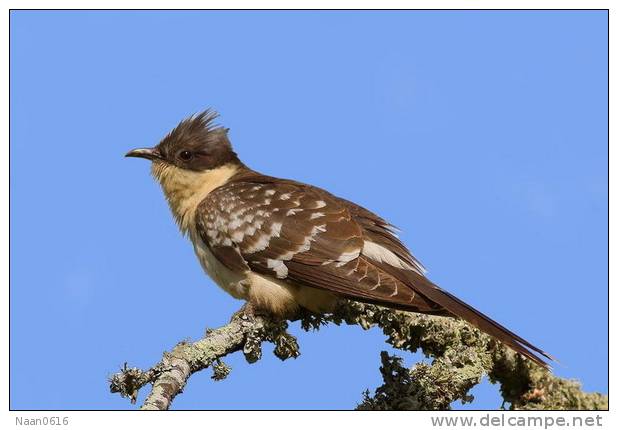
211 359 231 381
322 302 607 410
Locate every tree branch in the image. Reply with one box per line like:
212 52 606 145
109 307 299 410
109 301 607 410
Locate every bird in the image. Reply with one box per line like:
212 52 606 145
126 109 553 368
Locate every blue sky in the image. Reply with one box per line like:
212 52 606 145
10 11 607 410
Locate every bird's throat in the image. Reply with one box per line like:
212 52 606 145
151 162 240 234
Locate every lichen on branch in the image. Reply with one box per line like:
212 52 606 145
109 301 607 410
110 307 299 410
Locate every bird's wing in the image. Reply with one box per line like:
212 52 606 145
196 174 553 367
196 176 440 313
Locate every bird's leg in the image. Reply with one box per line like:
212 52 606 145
231 301 278 323
232 301 301 362
231 301 260 322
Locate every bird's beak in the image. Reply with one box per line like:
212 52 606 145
125 147 161 161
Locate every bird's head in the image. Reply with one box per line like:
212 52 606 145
126 109 244 230
126 109 240 174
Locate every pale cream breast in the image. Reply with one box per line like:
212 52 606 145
153 161 250 299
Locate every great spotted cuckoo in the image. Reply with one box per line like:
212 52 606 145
126 110 553 368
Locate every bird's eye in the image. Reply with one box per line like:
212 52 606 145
178 150 193 161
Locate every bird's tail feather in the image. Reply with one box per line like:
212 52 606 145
402 271 555 369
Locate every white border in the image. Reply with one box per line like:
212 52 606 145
1 3 611 429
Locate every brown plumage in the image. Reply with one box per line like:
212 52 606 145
126 109 554 369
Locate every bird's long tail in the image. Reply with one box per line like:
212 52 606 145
402 270 555 369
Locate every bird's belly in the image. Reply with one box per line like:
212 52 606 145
245 273 338 317
191 233 338 316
